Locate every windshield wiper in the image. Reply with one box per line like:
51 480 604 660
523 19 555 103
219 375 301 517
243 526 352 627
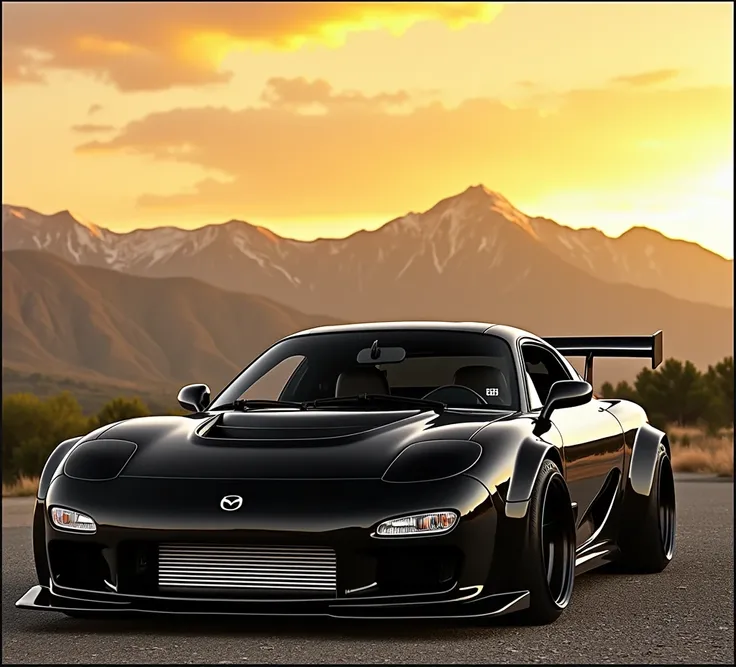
212 399 307 412
306 394 445 413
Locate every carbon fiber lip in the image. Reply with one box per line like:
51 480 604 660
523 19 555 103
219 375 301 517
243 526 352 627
16 585 530 619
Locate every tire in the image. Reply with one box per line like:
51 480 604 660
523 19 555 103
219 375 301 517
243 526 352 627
616 444 676 573
495 459 577 625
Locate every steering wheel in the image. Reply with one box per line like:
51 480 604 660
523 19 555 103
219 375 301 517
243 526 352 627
422 385 487 405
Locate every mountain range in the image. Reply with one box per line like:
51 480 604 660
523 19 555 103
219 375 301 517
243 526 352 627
3 186 731 311
2 185 733 394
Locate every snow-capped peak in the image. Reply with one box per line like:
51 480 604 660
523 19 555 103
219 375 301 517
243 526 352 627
440 184 539 239
69 210 103 238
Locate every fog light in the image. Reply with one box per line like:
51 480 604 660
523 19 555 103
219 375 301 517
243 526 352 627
375 511 458 536
50 507 96 533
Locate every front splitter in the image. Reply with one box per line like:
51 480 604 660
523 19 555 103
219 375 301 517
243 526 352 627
17 585 530 620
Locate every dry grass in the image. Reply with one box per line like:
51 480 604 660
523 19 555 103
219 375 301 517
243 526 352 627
2 475 39 498
669 426 734 477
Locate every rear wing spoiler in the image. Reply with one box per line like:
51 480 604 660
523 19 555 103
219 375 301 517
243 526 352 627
543 330 663 386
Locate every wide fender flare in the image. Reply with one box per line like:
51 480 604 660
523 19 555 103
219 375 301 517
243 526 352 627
505 437 564 519
628 422 670 497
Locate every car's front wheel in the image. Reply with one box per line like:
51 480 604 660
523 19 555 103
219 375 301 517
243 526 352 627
494 459 577 625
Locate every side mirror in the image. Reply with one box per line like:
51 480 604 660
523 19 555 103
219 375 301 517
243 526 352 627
177 383 211 413
539 379 593 424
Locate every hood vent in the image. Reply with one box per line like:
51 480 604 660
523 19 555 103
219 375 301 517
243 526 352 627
200 410 422 443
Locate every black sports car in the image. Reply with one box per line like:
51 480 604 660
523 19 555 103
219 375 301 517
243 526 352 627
17 322 676 624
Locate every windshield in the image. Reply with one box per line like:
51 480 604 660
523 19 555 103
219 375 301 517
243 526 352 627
210 329 520 411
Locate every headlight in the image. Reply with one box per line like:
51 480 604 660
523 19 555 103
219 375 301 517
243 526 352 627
63 439 137 481
50 507 97 533
382 440 482 483
374 511 458 537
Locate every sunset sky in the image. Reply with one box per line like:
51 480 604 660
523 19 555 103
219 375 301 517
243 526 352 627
2 2 733 258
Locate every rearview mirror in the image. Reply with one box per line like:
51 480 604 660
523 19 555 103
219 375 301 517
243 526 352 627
539 380 592 424
177 383 211 413
356 343 406 365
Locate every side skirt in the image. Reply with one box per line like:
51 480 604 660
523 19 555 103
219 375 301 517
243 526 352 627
574 541 620 576
573 469 623 575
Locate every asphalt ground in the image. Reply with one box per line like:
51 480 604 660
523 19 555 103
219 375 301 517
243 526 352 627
2 476 733 664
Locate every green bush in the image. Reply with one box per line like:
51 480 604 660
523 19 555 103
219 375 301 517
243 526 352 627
2 392 94 483
599 355 733 433
95 396 151 428
2 393 162 482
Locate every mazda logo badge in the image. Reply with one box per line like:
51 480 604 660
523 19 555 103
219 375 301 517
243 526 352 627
220 495 243 511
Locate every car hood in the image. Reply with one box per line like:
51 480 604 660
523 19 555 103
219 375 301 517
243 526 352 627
93 408 510 480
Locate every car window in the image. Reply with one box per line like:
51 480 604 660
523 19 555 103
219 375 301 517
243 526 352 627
212 330 521 411
521 343 571 404
526 371 543 410
238 356 306 401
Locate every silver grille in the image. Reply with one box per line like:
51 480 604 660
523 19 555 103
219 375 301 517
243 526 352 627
157 544 337 594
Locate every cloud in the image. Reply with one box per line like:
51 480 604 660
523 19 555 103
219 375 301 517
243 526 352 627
75 78 732 220
261 77 411 112
88 104 103 116
611 69 681 87
2 2 502 92
71 124 116 134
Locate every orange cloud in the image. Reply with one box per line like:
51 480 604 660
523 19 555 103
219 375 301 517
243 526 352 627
262 77 411 111
611 69 681 87
75 78 732 221
2 2 502 92
71 124 116 134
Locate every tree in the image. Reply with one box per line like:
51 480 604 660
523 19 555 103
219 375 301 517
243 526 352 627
2 392 90 481
96 397 151 428
599 381 639 402
634 359 709 427
702 356 734 432
2 393 49 482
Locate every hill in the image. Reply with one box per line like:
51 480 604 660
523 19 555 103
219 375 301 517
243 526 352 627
2 250 341 392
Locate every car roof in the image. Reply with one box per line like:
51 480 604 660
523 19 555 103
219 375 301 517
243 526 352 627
283 321 547 346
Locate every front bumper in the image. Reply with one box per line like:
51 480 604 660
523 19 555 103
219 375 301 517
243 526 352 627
17 583 530 619
22 474 524 618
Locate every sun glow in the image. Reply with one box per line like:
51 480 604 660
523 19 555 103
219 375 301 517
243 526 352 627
707 163 734 195
179 32 248 66
175 3 504 56
312 2 503 45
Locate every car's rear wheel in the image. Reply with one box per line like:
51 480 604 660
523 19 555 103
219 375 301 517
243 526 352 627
616 444 676 573
497 459 576 625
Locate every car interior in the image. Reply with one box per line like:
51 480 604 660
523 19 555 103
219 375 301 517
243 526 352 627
334 367 390 397
269 354 516 409
331 364 512 407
